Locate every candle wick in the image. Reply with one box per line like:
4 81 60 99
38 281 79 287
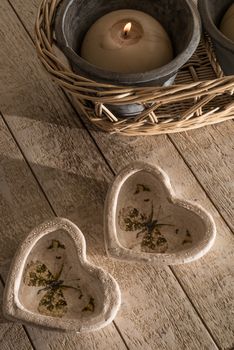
122 22 132 39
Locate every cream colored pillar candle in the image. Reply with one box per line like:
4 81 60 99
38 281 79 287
220 4 234 42
81 10 173 73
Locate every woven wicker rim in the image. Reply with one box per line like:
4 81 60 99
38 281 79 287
35 0 234 135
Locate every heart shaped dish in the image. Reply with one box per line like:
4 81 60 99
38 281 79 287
3 218 121 333
104 162 216 265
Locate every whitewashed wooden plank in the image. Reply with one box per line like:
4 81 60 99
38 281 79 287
9 0 234 347
0 1 219 349
0 278 33 350
87 130 234 350
0 113 219 349
0 241 125 350
0 278 5 323
0 115 126 350
0 321 33 350
9 0 234 232
25 326 126 350
170 122 234 231
0 118 53 265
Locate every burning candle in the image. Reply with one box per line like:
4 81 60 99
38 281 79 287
81 10 173 73
220 4 234 42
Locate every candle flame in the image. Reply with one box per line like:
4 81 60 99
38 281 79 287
123 22 132 36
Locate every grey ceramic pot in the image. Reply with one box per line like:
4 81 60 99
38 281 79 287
55 0 201 117
198 0 234 76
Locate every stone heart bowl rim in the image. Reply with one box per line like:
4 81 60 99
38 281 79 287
3 218 121 333
104 162 216 265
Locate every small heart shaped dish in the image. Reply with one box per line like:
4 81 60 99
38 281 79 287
3 218 121 333
104 162 216 265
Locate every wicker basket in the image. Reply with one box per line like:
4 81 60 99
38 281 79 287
35 0 234 136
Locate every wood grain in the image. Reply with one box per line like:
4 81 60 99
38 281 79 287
0 279 33 350
9 0 234 232
0 117 126 350
0 117 218 349
25 326 127 350
88 130 234 350
0 1 221 349
170 123 234 231
0 273 124 350
0 118 53 265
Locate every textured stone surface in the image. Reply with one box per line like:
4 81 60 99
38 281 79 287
105 162 216 265
3 218 121 333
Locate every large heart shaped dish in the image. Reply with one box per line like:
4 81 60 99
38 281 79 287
104 162 216 265
3 218 121 332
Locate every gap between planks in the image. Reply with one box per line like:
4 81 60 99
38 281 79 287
0 111 130 350
0 275 36 350
0 98 220 350
2 0 231 347
2 0 233 348
167 135 233 235
6 0 234 236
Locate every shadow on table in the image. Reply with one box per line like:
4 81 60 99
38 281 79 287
0 80 108 135
0 155 110 271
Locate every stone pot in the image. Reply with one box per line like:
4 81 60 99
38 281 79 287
198 0 234 75
3 218 121 332
104 162 216 265
55 0 201 117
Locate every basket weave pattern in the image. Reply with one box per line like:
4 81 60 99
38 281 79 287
35 0 234 135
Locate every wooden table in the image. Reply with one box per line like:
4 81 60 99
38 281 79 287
0 1 233 349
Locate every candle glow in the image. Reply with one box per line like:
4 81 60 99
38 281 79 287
123 22 132 37
81 10 173 73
